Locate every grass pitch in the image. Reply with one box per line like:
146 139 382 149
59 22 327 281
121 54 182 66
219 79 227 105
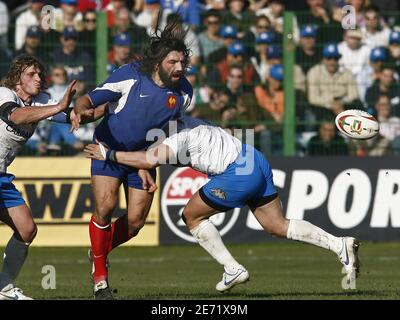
9 241 400 300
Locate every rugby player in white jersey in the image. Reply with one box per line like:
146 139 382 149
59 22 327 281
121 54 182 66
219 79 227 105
0 55 103 300
84 120 360 292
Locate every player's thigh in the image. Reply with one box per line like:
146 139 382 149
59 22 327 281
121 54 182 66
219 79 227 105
91 175 122 219
251 197 289 237
126 186 154 228
0 204 37 243
183 191 219 229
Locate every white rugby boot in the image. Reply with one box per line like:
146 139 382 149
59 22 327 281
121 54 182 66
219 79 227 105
216 265 249 292
338 237 360 282
0 284 33 300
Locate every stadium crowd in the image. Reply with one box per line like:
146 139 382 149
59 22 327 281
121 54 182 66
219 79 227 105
0 0 400 156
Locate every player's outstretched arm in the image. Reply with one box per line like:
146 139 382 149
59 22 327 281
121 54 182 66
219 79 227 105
8 80 77 125
84 142 172 170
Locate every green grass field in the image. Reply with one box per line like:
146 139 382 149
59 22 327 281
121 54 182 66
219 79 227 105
9 241 400 300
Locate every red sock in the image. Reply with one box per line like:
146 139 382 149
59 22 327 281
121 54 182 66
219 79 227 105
108 214 134 253
89 216 111 284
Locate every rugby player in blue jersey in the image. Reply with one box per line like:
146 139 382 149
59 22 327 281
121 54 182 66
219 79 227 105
72 17 193 299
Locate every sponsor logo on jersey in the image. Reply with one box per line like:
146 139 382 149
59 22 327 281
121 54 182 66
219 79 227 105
211 188 226 200
167 95 177 109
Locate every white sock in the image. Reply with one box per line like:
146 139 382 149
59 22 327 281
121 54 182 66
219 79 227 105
190 220 241 272
287 219 343 254
0 235 30 290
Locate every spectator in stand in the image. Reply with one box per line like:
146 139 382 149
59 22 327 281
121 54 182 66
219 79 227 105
248 0 269 13
50 26 94 85
365 65 400 117
256 0 285 34
266 43 306 92
105 0 127 28
47 65 69 101
208 25 238 64
346 0 368 27
348 133 392 156
296 0 343 44
361 5 390 49
266 44 282 66
133 0 161 34
221 0 256 38
224 64 246 107
14 26 49 63
369 0 399 27
242 14 277 58
46 67 84 155
250 31 276 83
387 31 400 78
358 46 387 102
307 43 359 119
197 9 224 65
255 64 284 124
53 0 84 32
190 89 231 126
203 0 225 10
296 25 321 75
208 41 260 86
109 7 149 56
307 120 349 156
78 9 97 59
14 0 44 50
107 33 132 75
70 70 96 144
158 0 200 27
338 29 371 100
185 66 211 114
374 95 400 142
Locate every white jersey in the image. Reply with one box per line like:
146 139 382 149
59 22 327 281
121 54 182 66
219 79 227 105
0 87 57 173
162 125 242 175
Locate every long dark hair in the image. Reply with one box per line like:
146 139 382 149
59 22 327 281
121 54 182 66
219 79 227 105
139 13 191 76
1 55 47 90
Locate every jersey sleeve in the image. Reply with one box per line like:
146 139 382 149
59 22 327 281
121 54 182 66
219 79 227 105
88 64 137 107
0 87 18 105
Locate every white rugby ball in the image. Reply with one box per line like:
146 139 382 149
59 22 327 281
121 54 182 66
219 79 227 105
335 109 379 140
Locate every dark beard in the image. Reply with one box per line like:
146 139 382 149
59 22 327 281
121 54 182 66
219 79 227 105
158 67 181 89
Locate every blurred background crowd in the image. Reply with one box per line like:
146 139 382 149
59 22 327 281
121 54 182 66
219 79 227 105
1 0 400 157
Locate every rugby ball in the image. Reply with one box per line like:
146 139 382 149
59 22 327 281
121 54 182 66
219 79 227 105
335 109 379 140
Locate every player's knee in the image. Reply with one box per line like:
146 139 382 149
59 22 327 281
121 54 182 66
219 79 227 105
181 209 197 227
127 219 145 237
95 203 116 221
20 223 37 244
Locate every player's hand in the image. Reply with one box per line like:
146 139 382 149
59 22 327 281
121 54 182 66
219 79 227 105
138 169 157 193
84 143 106 160
70 108 94 131
58 80 77 112
69 109 78 132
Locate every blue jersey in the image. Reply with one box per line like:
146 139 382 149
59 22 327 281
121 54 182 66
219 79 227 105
88 62 193 151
